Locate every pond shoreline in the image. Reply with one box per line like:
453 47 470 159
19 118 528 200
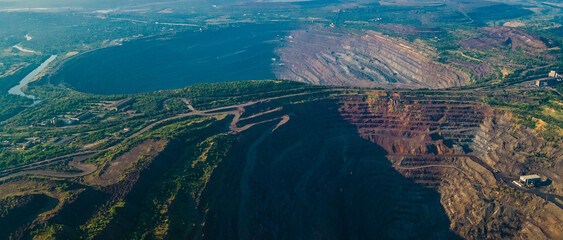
48 25 287 95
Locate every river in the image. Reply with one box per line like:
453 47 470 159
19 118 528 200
8 55 58 102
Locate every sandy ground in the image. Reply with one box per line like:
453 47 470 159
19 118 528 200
13 45 38 54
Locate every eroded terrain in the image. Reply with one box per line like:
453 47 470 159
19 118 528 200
0 0 562 238
1 83 561 239
275 28 471 88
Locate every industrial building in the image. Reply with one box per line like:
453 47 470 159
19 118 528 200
519 174 541 186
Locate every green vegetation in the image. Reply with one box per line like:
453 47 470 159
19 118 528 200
80 201 125 239
176 80 327 109
75 116 233 239
555 81 563 96
0 60 40 92
490 185 529 201
143 116 230 141
0 1 561 238
0 193 60 239
0 79 325 172
5 113 234 239
0 77 337 238
0 145 76 170
467 4 533 24
0 94 33 121
485 90 563 145
125 134 234 239
0 195 31 218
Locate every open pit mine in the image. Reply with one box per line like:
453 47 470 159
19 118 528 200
4 85 560 239
275 28 471 89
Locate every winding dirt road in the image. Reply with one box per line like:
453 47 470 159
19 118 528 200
0 91 310 182
387 153 563 209
0 153 96 181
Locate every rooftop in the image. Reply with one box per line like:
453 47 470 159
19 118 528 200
520 174 541 180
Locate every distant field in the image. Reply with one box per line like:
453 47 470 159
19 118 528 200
49 24 294 95
467 3 534 24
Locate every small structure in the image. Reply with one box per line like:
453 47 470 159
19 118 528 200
548 71 559 78
520 174 541 186
109 98 133 111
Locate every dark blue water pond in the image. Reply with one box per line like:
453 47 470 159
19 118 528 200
50 24 290 94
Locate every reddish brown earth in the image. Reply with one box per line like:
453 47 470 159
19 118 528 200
201 99 459 239
197 93 562 239
2 91 561 239
461 26 548 52
451 59 495 80
378 23 445 36
334 92 563 239
338 92 492 155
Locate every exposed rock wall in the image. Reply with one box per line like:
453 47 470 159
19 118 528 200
13 92 560 239
334 92 563 239
275 29 471 89
437 156 563 240
338 92 489 155
198 94 561 239
202 100 459 239
470 112 563 195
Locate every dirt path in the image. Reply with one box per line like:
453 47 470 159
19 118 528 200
393 164 466 173
232 115 289 133
547 87 563 98
133 90 323 137
238 107 282 121
68 154 97 174
387 153 563 209
228 107 245 132
0 153 96 181
0 90 317 182
0 151 96 175
179 98 198 112
272 115 290 133
519 65 552 77
452 50 482 62
128 112 197 139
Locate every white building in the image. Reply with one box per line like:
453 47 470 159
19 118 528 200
520 174 541 186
